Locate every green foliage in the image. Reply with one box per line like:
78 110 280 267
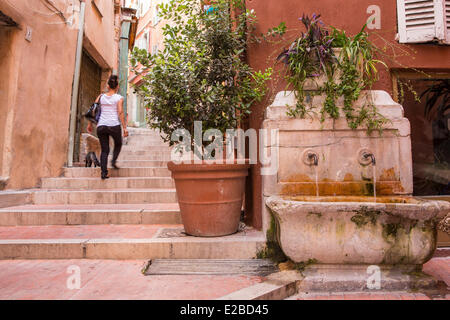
256 213 287 263
294 258 318 273
278 15 388 134
130 0 273 145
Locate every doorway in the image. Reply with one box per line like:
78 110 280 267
0 26 14 189
73 50 102 163
137 94 147 128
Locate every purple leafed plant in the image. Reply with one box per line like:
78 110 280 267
277 13 336 76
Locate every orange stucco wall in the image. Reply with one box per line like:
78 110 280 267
0 0 121 190
244 0 450 229
84 0 118 70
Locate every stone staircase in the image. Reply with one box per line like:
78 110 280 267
0 128 265 259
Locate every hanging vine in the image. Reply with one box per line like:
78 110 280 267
277 14 389 134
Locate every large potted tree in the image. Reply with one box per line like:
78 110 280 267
131 0 273 236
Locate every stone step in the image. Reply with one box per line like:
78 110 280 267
31 189 177 204
121 146 171 152
127 128 161 134
63 167 171 177
120 151 172 161
126 133 165 139
124 138 168 146
0 225 265 259
41 177 174 189
73 160 169 168
0 190 32 209
0 203 180 225
122 143 169 149
125 136 166 141
115 160 168 167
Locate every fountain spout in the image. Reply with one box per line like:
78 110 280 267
307 152 319 166
363 152 376 166
302 150 320 196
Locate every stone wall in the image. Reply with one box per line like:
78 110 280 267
261 90 413 233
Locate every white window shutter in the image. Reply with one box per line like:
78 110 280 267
445 0 450 43
397 0 449 44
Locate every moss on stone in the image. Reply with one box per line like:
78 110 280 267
294 258 318 273
365 182 375 196
335 220 346 238
403 270 428 278
382 223 400 238
350 206 381 227
256 212 287 264
307 211 322 218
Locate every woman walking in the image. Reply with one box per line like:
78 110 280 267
87 75 128 179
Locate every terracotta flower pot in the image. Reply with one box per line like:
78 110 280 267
167 161 250 237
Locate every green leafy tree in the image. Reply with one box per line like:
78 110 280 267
277 14 388 134
131 0 272 146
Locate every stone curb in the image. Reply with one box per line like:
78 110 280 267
217 271 303 300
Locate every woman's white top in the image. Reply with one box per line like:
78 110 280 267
97 93 122 127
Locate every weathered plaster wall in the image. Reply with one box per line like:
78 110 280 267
0 0 120 190
84 0 118 70
245 0 450 229
0 28 13 177
0 0 78 190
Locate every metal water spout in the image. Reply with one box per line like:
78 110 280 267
363 152 376 166
308 152 319 166
303 150 320 197
359 150 377 202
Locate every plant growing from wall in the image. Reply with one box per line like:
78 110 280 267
130 0 273 147
277 14 388 133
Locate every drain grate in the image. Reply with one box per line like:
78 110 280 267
155 224 249 238
144 259 278 276
156 228 187 238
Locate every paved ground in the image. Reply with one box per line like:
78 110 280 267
0 251 448 300
0 259 263 300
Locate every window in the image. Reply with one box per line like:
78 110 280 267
126 0 139 10
139 0 151 17
153 5 160 25
397 0 450 44
152 44 159 55
136 32 149 51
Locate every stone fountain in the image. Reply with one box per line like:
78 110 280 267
262 90 450 291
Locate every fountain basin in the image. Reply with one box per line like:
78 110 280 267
266 195 450 265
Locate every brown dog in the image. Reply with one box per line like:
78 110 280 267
84 134 101 167
83 133 116 166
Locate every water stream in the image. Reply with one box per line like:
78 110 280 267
314 166 320 197
373 164 377 203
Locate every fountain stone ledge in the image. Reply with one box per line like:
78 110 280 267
266 195 450 265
